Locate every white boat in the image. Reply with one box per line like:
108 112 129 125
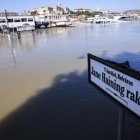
86 15 115 24
94 15 112 23
86 17 95 23
0 15 35 32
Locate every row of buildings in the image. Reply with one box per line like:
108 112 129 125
0 2 140 17
28 5 112 15
74 8 112 14
28 4 70 15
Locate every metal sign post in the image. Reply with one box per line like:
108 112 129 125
117 109 125 140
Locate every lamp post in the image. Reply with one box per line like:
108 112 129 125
117 109 125 140
5 9 10 34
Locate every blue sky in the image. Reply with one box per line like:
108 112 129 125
0 0 140 12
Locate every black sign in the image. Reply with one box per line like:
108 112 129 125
88 53 140 118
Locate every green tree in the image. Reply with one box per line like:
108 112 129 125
74 11 103 18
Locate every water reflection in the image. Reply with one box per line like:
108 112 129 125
0 70 119 140
7 35 17 64
0 32 37 49
0 70 139 140
19 32 37 49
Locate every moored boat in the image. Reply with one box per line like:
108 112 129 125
0 15 35 32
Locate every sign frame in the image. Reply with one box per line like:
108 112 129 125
88 53 140 118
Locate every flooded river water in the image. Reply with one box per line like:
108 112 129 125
0 22 140 140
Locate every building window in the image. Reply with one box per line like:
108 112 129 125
7 19 13 22
28 18 33 22
0 19 6 23
14 18 21 22
21 18 27 22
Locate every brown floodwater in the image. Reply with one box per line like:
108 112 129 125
0 23 140 140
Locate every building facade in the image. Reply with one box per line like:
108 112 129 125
29 7 53 15
29 4 70 15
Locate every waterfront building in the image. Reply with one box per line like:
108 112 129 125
63 7 70 14
29 7 53 15
52 5 64 15
28 4 70 15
